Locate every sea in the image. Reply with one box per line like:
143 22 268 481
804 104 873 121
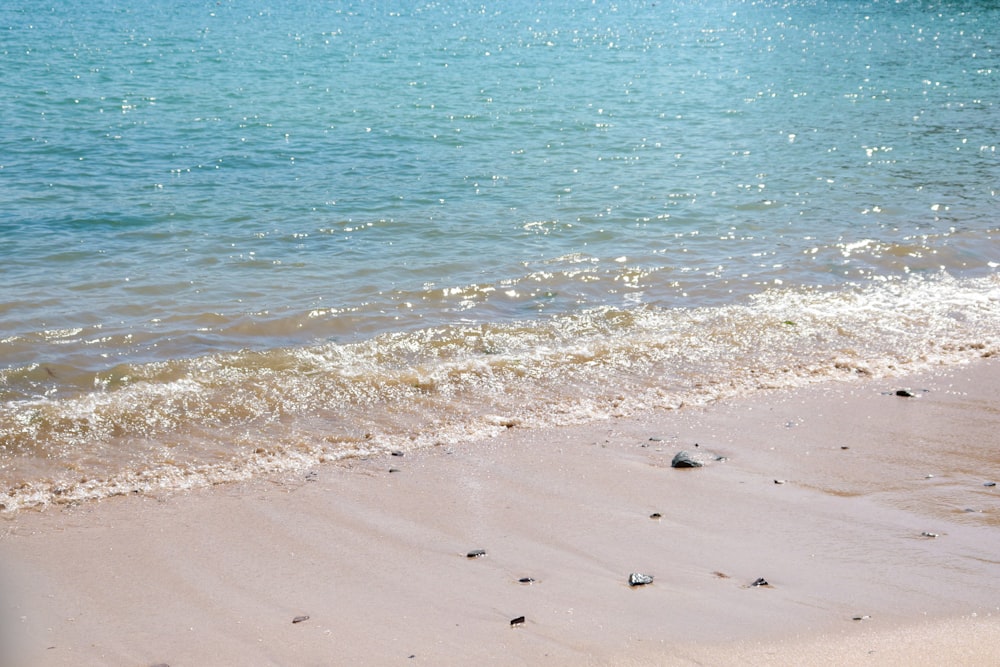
1 0 998 511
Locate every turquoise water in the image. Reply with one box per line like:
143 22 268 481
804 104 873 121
1 0 999 509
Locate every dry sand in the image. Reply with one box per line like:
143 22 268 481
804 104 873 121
3 358 1000 666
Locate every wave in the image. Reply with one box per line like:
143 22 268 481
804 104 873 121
2 272 999 511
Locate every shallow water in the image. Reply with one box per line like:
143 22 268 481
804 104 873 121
1 0 998 510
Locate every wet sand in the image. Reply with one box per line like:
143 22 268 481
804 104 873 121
3 358 1000 666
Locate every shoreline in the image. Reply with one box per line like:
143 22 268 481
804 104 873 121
3 358 1000 665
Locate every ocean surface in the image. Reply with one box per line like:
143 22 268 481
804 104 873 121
1 0 998 511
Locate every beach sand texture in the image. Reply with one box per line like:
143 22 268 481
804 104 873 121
3 359 999 666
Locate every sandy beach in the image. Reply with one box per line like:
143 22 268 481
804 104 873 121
3 358 1000 666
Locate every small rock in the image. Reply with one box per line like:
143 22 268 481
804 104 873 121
895 389 915 397
649 437 664 442
841 446 850 450
671 451 703 468
391 451 404 457
750 577 769 587
853 615 872 621
649 512 662 519
628 573 654 587
773 479 786 485
921 531 939 538
510 616 525 627
388 468 401 473
292 615 310 624
467 549 487 558
985 481 997 487
517 577 535 584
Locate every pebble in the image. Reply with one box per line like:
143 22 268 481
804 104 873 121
895 389 915 397
773 479 786 485
853 615 872 621
921 531 939 538
750 577 769 587
649 512 662 519
985 481 997 487
389 468 401 473
629 573 654 587
467 549 487 558
518 577 535 584
292 616 310 624
510 616 526 627
671 451 703 468
391 451 404 457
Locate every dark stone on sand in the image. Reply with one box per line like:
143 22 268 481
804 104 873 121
467 549 487 558
853 615 871 621
895 389 915 397
629 573 654 587
649 512 662 519
985 481 997 487
510 616 526 627
391 450 404 457
751 577 769 587
292 615 310 624
518 577 535 584
388 468 401 473
671 451 703 468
